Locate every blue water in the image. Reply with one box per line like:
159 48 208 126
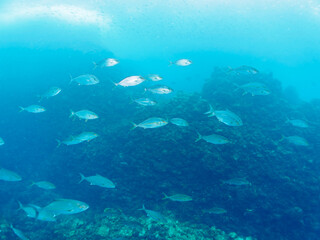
0 1 320 240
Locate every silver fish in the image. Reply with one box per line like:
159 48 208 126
148 74 163 81
70 74 99 85
170 59 192 66
196 132 230 144
10 225 29 240
286 119 309 128
19 105 46 113
223 178 251 186
132 117 168 129
38 87 61 101
93 58 119 68
145 86 173 94
42 199 89 216
236 82 270 96
134 98 157 106
203 207 227 215
56 136 84 147
170 118 189 127
79 173 115 188
115 76 145 87
70 110 99 121
162 193 192 202
0 168 22 181
0 137 4 146
283 136 309 146
206 105 243 126
140 205 166 223
229 65 259 75
31 181 56 190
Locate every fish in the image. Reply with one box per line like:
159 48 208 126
206 105 243 126
31 181 56 190
17 201 37 218
115 76 145 87
235 82 270 96
70 110 99 121
196 132 230 144
131 117 168 129
162 193 192 202
148 74 163 81
42 199 89 216
79 173 115 188
10 225 29 240
223 178 251 186
93 58 119 68
228 65 259 75
134 98 157 106
170 118 189 127
283 136 309 146
56 136 84 147
286 119 309 128
139 205 167 223
170 59 192 66
0 137 4 146
203 207 227 215
75 132 99 142
19 105 46 113
0 168 22 181
38 87 61 101
70 74 99 85
145 86 173 94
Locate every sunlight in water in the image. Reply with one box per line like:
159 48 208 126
0 3 111 28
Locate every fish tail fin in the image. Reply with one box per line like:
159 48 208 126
69 74 73 85
17 201 23 211
225 66 233 73
169 61 174 66
19 106 24 112
69 110 75 118
204 104 214 116
285 117 290 124
232 83 240 92
79 173 86 183
195 131 202 142
106 78 117 90
279 135 286 142
162 192 169 200
56 139 62 148
138 204 146 211
130 122 138 130
37 94 43 102
129 96 135 104
143 88 147 94
93 61 98 70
